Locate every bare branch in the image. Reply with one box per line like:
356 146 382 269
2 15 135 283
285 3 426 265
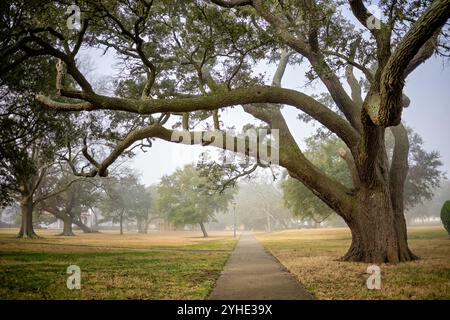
36 94 94 111
217 164 259 193
271 49 293 87
71 19 89 58
55 59 66 95
338 147 360 188
348 0 384 36
405 30 440 76
343 39 364 106
251 0 361 131
324 50 374 83
34 177 84 205
210 0 252 8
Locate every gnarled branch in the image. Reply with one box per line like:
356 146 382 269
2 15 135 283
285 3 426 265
371 0 450 127
37 85 359 148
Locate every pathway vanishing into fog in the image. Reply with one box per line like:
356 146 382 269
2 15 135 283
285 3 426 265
208 233 314 300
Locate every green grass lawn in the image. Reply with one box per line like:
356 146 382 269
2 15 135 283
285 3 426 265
0 230 236 299
255 226 450 300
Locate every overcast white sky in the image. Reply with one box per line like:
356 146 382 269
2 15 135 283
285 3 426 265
83 48 449 187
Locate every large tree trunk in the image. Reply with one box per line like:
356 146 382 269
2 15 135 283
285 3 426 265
199 222 208 238
18 195 39 238
60 216 75 236
336 116 418 263
341 183 417 263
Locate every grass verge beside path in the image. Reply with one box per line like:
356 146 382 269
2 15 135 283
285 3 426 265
255 226 450 299
0 230 236 299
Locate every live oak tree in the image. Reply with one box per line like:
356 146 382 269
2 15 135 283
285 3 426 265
157 164 235 237
135 185 157 234
0 6 132 238
99 173 154 234
0 54 79 238
98 175 130 235
1 0 449 262
0 52 102 237
37 168 100 235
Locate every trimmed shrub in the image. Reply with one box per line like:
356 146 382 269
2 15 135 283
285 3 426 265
441 201 450 235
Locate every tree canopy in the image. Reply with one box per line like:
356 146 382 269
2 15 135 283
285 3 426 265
99 172 154 234
157 164 235 237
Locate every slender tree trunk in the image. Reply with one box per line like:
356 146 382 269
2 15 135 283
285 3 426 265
18 194 39 238
137 219 143 233
199 222 208 238
389 124 418 261
138 219 151 234
89 207 99 228
60 216 75 236
266 214 271 232
143 219 151 233
137 219 148 234
279 219 289 229
119 214 123 235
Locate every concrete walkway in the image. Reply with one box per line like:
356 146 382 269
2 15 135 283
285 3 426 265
208 233 314 300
